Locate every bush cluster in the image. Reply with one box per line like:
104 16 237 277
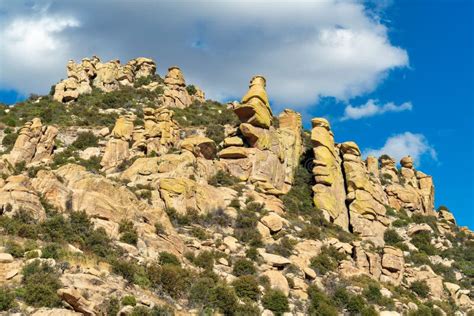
19 260 62 307
208 170 239 187
119 219 139 245
310 246 346 275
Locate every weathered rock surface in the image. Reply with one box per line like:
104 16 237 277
7 118 58 165
340 142 388 246
161 66 192 108
234 75 273 129
54 56 158 103
311 118 348 230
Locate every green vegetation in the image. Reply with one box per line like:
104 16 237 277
384 229 405 249
262 289 289 315
159 251 181 266
173 101 240 128
119 219 138 245
234 202 264 246
310 246 346 275
121 295 137 306
231 275 261 301
5 240 23 258
0 85 165 129
409 280 430 298
411 231 438 255
19 260 62 307
232 258 256 276
208 170 239 187
307 285 338 315
186 85 197 95
0 287 15 311
71 131 98 150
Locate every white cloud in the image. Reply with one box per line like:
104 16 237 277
363 132 437 165
0 9 79 93
0 0 408 109
342 99 412 120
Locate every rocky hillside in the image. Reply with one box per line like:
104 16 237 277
0 56 472 316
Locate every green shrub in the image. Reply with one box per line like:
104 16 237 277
105 297 120 316
20 260 62 307
209 284 238 315
201 208 233 227
0 287 15 311
392 219 409 227
110 258 138 283
189 277 216 307
362 284 382 303
159 251 180 266
266 237 295 258
173 101 240 128
159 265 192 299
232 275 260 301
307 285 338 316
190 226 209 240
186 85 197 96
410 280 430 298
71 132 98 150
5 240 23 258
310 246 345 275
119 220 138 245
245 247 259 261
262 289 290 315
41 243 62 259
1 132 18 152
194 251 215 270
385 205 397 217
281 164 313 216
208 170 239 187
411 231 437 255
121 295 137 306
234 204 262 247
155 222 166 235
384 229 404 245
232 258 256 276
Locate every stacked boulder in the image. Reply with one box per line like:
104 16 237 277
340 142 389 246
311 118 349 230
101 114 135 170
7 118 58 166
53 56 157 103
217 76 302 195
161 67 193 109
132 106 180 155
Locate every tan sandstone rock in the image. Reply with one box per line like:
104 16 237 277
311 118 348 230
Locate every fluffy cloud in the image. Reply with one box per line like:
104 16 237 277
0 0 408 108
342 99 413 120
363 132 437 165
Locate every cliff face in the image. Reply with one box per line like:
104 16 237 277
0 56 472 316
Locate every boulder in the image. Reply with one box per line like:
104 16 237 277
234 75 272 129
340 142 388 246
311 118 348 230
7 118 57 165
261 270 290 296
161 66 192 108
181 136 216 159
223 136 243 147
260 213 284 233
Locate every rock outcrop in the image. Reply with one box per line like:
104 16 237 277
101 114 135 170
161 66 192 109
53 56 157 103
234 75 273 129
311 118 349 230
7 118 58 166
340 142 389 246
134 106 180 155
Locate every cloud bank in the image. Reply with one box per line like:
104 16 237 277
0 0 408 108
363 132 437 165
342 99 413 120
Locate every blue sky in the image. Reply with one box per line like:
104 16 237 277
0 0 472 228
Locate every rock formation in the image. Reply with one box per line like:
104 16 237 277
1 61 472 316
53 56 157 103
311 118 349 230
7 118 58 166
100 114 135 170
161 67 192 108
132 106 180 155
340 142 389 246
234 75 273 129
